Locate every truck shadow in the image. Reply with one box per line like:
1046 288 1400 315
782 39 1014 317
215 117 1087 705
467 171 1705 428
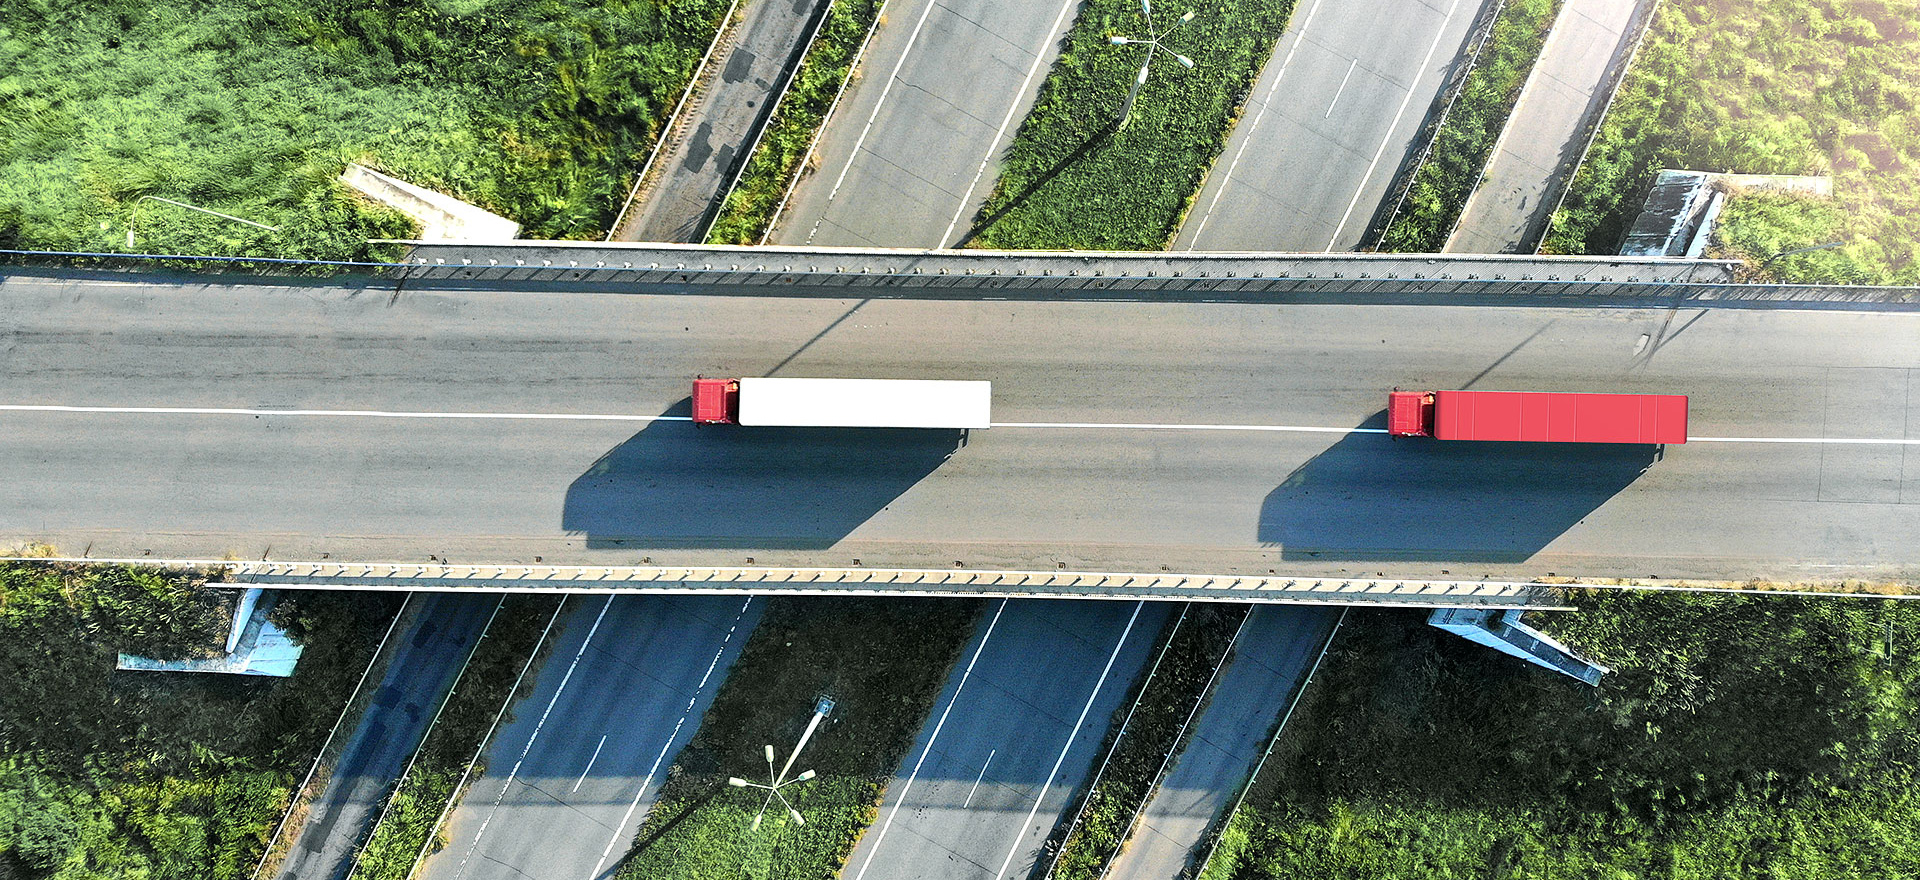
1258 412 1659 563
561 401 961 549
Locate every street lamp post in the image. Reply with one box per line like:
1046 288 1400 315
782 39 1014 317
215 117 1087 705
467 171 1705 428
727 696 835 831
127 195 280 251
1759 240 1843 268
1108 0 1196 129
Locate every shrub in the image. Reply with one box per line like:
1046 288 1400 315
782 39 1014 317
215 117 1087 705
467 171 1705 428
1206 591 1920 879
0 0 733 261
11 801 79 872
0 562 397 880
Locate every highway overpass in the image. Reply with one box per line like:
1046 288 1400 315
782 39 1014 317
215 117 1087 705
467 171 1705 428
3 262 1917 597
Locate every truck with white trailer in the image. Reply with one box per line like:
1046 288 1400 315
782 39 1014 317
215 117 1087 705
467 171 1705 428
691 377 992 429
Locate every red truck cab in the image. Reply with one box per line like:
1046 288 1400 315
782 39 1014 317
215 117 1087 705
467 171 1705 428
692 378 740 424
1388 391 1436 437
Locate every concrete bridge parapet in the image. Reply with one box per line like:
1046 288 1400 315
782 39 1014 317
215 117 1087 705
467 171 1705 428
3 557 1573 609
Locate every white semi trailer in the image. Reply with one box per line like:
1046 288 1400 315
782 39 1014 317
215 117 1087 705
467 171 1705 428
692 377 992 430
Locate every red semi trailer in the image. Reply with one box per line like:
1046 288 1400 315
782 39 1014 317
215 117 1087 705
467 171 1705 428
1388 389 1688 444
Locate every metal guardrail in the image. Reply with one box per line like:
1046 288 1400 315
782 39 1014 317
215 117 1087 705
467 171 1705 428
389 242 1919 304
9 246 1914 304
397 242 1731 284
0 247 398 273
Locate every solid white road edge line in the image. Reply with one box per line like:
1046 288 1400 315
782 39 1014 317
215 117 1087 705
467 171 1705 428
8 404 1917 443
452 595 615 880
1688 436 1920 444
852 598 1011 880
1185 0 1327 249
939 0 1085 246
991 600 1147 880
589 595 756 879
1325 0 1465 251
996 421 1388 433
0 404 685 422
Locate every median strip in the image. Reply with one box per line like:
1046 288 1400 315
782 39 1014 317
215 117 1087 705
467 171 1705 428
1200 593 1920 878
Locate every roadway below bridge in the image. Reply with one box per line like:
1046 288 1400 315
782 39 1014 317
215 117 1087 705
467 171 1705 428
417 594 759 880
2 269 1917 586
1177 0 1489 252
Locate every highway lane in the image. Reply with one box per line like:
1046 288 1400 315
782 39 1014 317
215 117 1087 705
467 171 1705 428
276 593 497 880
1102 605 1339 880
845 599 1168 880
771 0 1077 247
3 272 1918 583
418 594 759 880
1176 0 1489 251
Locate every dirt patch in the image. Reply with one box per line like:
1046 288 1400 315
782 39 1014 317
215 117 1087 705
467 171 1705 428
1843 131 1905 172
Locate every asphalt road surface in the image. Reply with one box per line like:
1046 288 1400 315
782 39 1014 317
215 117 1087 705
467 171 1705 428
1103 605 1339 880
1447 0 1642 254
1176 0 1489 251
4 271 1919 583
771 0 1078 247
417 594 760 880
276 593 498 880
613 0 826 242
844 599 1169 880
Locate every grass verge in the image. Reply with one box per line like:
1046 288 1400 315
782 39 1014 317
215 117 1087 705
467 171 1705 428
705 0 883 245
1540 0 1920 283
963 0 1295 250
1202 590 1920 879
0 0 732 260
0 561 400 880
1046 604 1246 880
610 596 981 880
347 595 564 880
1377 0 1563 252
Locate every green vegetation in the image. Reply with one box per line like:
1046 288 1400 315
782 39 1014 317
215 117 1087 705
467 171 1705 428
965 0 1295 250
0 0 732 261
0 561 399 880
1202 591 1920 879
1049 605 1245 880
611 597 980 880
349 595 562 880
1378 0 1562 252
705 0 882 245
1711 188 1859 282
1541 0 1920 284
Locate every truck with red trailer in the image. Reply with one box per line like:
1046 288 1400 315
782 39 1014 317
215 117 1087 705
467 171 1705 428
692 377 992 429
1388 389 1688 444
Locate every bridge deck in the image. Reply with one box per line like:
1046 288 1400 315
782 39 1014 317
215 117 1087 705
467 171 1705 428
5 270 1919 586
